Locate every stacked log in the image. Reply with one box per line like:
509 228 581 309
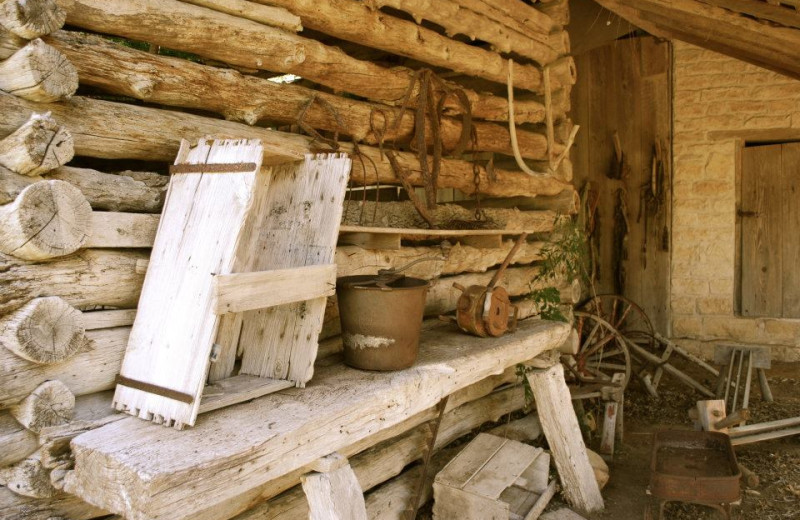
0 0 579 516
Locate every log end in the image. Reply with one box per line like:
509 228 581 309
0 0 66 39
0 111 74 176
0 39 79 102
10 380 76 433
0 179 92 260
0 296 90 364
0 456 57 498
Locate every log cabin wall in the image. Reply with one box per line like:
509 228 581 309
670 40 800 362
0 0 579 517
571 36 672 333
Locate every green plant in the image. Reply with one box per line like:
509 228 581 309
527 287 567 323
515 363 536 413
535 216 590 285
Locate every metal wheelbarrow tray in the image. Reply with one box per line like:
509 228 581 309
648 430 740 519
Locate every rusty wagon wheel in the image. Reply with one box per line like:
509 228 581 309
580 294 656 350
565 311 632 391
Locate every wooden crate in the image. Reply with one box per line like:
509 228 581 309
433 433 556 520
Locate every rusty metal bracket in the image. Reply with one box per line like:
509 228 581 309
404 395 449 520
169 162 259 175
115 374 195 404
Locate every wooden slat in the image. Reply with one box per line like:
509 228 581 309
741 144 783 317
781 143 800 317
435 433 507 489
198 375 293 414
212 265 337 315
113 139 265 429
237 155 350 384
462 440 542 499
80 309 137 330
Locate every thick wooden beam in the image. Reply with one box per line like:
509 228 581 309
84 212 159 248
213 265 337 315
697 0 800 31
181 0 302 31
48 31 562 154
56 0 556 97
0 165 167 212
64 320 571 520
595 0 800 80
526 364 604 513
0 92 573 199
250 0 559 73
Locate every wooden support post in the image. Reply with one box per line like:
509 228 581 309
526 364 604 513
757 368 773 402
301 457 368 520
0 39 77 102
0 180 91 260
0 112 73 176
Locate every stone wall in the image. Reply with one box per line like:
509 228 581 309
671 41 800 361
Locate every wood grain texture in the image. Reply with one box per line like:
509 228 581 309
526 364 604 512
781 143 800 317
301 463 368 520
741 144 783 317
0 112 73 176
65 319 570 520
113 139 265 429
237 155 350 384
0 38 77 102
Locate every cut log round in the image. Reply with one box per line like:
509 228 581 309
0 455 56 498
0 112 74 176
0 0 66 39
0 296 89 364
0 39 78 102
0 25 27 59
9 380 75 433
0 180 91 260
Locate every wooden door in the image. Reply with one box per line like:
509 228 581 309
740 142 800 318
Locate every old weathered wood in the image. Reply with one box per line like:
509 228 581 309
0 0 66 39
0 92 573 199
781 143 800 317
0 112 73 176
0 454 55 498
230 371 529 520
0 296 89 364
0 248 147 316
0 39 77 102
84 211 159 249
49 31 556 130
236 155 350 383
0 25 26 58
594 0 800 80
301 461 368 520
526 364 604 512
181 0 302 31
251 0 558 82
50 32 558 159
213 265 337 315
342 201 557 232
0 486 107 520
0 412 37 467
9 380 74 433
0 180 91 260
57 0 554 104
0 165 167 211
65 320 570 520
370 0 575 80
0 326 128 408
113 139 265 429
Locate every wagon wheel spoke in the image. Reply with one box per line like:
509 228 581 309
581 332 617 359
613 302 633 330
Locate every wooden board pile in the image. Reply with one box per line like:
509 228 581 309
0 0 582 517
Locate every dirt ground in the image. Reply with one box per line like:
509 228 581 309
558 360 800 520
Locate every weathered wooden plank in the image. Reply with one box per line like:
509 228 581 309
85 212 159 248
113 139 265 429
526 364 604 512
741 144 783 317
213 265 337 315
236 155 350 383
782 143 800 317
65 319 570 520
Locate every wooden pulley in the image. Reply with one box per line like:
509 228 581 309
450 233 527 338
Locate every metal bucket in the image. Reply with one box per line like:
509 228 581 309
337 275 429 371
